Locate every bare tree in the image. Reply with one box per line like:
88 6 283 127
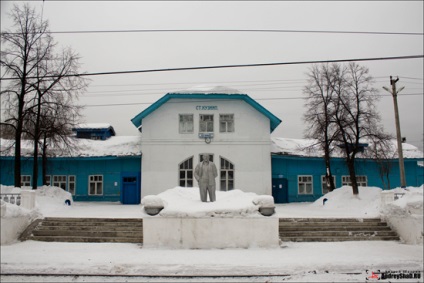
303 64 338 192
38 98 82 186
1 4 49 187
27 49 87 189
303 62 392 195
1 4 87 188
364 135 395 190
332 62 389 195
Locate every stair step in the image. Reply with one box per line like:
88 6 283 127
279 222 388 227
278 217 399 242
28 235 143 243
280 226 392 232
36 225 143 231
40 222 143 227
279 218 381 223
24 217 144 243
44 217 143 222
33 230 143 238
280 236 400 242
280 231 398 237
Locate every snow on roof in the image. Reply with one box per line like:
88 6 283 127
66 136 141 157
73 123 113 130
0 136 142 158
170 85 242 94
1 136 421 159
271 137 424 159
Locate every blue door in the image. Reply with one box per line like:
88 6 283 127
272 178 288 203
122 176 140 204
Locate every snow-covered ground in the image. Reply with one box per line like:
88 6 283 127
1 185 423 282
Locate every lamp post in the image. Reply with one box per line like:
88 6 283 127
383 76 406 188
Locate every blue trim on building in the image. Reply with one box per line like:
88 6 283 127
72 126 116 140
130 93 282 133
1 150 422 204
271 154 423 203
0 155 141 203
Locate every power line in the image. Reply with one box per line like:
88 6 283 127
82 93 423 108
88 76 420 88
400 76 424 81
89 78 307 88
1 55 423 81
83 80 422 96
2 28 423 36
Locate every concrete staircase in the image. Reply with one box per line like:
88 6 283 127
23 217 143 243
279 218 400 242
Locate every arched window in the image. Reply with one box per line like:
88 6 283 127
220 157 234 191
179 156 194 187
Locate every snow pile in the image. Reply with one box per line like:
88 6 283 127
1 199 33 219
141 195 164 207
143 187 262 218
380 186 423 244
252 195 275 207
385 186 423 215
311 186 382 217
1 185 73 217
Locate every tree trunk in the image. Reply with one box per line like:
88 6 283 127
347 158 359 195
31 145 39 190
324 146 336 192
14 96 25 188
31 97 42 190
42 134 48 185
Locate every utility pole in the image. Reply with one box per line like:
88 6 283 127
383 76 406 188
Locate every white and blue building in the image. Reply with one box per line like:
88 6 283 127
1 87 423 204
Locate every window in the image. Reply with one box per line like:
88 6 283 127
68 176 76 195
179 114 194 133
298 175 313 195
45 176 51 186
219 114 234 133
89 175 103 195
53 175 67 190
220 157 234 191
321 175 336 195
342 176 367 187
179 157 193 187
21 175 31 187
199 114 214 133
123 177 137 183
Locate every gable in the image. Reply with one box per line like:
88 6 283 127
131 92 282 133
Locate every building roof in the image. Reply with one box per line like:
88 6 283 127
0 136 141 158
271 137 424 159
1 136 422 159
130 88 282 133
72 123 116 136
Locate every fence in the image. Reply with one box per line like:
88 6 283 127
0 193 21 206
1 191 35 211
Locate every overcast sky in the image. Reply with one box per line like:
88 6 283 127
1 1 423 151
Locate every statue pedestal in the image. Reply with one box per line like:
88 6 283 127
143 217 279 249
